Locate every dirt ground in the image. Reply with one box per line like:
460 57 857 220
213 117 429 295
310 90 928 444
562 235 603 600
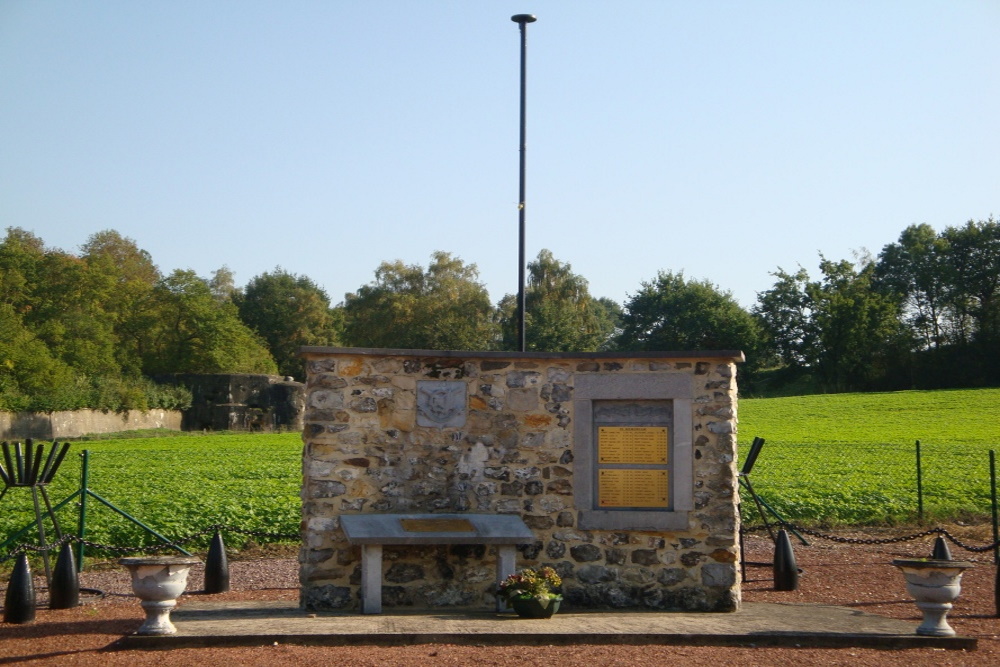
2 527 999 666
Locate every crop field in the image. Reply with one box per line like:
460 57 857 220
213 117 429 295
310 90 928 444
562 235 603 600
0 433 302 559
2 388 999 561
737 388 1000 526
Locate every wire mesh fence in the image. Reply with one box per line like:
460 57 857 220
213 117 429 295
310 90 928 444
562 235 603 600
741 440 999 526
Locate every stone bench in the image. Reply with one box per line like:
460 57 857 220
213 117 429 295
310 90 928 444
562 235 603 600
339 513 535 614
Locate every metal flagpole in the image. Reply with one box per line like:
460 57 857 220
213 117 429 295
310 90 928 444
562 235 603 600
511 13 536 352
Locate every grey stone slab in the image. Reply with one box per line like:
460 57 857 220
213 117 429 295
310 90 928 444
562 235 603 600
120 601 977 651
298 347 745 363
340 513 535 545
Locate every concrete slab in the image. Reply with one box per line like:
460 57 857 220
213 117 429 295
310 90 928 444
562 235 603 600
340 513 534 545
119 601 977 651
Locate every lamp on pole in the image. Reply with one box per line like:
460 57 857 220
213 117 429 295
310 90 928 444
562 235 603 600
511 13 536 353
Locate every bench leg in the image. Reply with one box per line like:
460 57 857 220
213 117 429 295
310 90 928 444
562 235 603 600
496 544 516 612
360 544 382 614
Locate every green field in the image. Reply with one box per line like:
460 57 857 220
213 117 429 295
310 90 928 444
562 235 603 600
1 433 302 559
738 388 1000 526
2 388 999 562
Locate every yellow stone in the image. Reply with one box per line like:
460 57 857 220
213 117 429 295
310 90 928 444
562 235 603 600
710 549 737 563
523 413 553 427
340 357 364 376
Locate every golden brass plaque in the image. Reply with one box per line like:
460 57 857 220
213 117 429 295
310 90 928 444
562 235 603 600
598 469 669 508
598 426 668 464
399 518 475 533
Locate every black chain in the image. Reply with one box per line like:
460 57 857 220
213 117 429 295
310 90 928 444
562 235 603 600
3 533 76 559
790 524 942 545
938 530 1000 553
7 522 998 564
209 523 299 541
742 522 1000 553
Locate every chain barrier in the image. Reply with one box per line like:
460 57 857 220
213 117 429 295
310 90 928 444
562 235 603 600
2 533 76 560
742 522 1000 553
0 523 300 566
7 521 998 566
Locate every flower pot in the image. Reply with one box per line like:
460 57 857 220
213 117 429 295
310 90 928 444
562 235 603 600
892 558 973 637
119 556 201 635
510 595 562 619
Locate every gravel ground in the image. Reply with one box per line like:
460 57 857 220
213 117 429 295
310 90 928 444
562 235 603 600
2 528 999 666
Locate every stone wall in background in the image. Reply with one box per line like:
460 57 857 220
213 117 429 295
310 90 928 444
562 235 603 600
2 374 306 440
0 408 182 440
298 348 743 613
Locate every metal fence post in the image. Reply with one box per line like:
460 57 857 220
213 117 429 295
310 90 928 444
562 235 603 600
991 449 998 617
990 449 997 566
915 440 923 522
76 450 90 572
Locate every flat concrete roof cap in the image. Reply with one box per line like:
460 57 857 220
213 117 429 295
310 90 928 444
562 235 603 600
298 346 745 363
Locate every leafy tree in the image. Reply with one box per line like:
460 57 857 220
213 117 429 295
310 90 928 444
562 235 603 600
1 229 120 378
875 224 956 349
33 250 120 377
80 229 160 285
497 249 619 351
0 303 83 411
209 265 237 303
756 255 909 392
594 297 624 345
941 218 1000 345
341 252 497 351
144 270 277 375
753 267 814 367
613 271 765 373
807 257 909 391
81 230 161 376
0 227 46 311
235 268 340 379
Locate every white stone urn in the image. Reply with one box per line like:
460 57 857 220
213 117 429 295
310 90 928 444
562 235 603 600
892 558 974 637
119 556 201 635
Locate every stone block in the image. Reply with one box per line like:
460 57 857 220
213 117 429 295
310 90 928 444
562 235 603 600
506 387 539 411
570 544 602 562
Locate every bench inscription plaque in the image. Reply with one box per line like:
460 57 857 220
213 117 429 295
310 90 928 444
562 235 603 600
400 518 475 533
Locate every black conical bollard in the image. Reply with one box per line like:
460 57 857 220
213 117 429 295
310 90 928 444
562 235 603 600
203 530 230 594
931 535 952 561
3 554 36 624
49 542 80 609
773 529 799 591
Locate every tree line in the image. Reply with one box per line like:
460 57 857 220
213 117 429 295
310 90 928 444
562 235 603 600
1 218 997 411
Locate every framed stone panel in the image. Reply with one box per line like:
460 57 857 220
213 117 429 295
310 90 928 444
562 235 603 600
416 380 467 428
573 374 693 531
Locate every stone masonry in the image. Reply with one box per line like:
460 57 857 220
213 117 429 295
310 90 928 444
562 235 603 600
299 347 744 613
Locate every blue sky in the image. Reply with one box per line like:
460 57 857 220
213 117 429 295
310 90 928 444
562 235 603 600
2 1 997 309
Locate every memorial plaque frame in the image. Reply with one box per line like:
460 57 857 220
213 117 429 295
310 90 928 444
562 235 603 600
593 400 673 511
572 373 694 531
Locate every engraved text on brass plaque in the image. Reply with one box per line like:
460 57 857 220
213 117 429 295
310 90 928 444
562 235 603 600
598 426 668 464
598 469 669 508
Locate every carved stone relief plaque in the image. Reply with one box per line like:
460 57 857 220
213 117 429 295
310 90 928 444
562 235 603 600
416 380 467 428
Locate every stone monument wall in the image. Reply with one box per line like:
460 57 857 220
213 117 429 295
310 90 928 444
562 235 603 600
299 348 743 612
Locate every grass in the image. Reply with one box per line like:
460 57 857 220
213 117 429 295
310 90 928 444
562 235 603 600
739 387 1000 446
737 388 1000 526
1 432 302 561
